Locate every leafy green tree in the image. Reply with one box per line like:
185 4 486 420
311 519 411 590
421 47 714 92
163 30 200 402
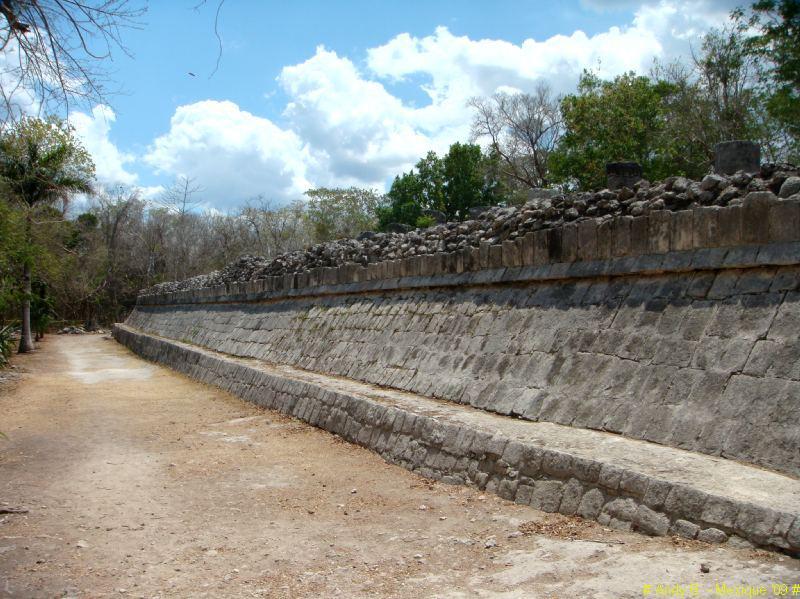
0 200 22 319
0 116 94 352
377 143 503 229
376 172 426 229
549 72 667 190
442 142 490 219
737 0 800 157
304 187 381 242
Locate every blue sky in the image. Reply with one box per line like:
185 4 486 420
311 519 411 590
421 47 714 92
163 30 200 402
63 0 741 210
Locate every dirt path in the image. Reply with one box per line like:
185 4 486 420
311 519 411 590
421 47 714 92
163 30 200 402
0 336 797 598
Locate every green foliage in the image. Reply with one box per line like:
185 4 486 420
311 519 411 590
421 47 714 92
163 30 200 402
414 215 436 229
303 187 381 243
0 201 22 315
0 116 94 210
0 116 95 350
0 324 15 367
549 72 668 190
736 0 800 156
377 143 503 230
30 282 55 338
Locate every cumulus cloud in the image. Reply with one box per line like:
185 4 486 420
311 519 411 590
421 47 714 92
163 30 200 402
143 100 313 210
105 0 734 209
278 47 435 187
70 105 138 187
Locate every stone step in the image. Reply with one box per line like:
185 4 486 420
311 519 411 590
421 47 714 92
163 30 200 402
113 324 800 555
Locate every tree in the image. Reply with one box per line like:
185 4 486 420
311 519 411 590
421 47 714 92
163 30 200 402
549 72 668 190
469 83 563 189
0 115 94 352
653 27 771 173
0 0 146 124
377 143 503 229
442 142 491 220
303 187 381 243
736 0 800 157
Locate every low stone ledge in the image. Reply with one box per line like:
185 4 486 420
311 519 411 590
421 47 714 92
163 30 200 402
113 324 800 556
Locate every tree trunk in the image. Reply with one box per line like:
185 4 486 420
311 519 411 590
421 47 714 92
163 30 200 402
18 260 34 353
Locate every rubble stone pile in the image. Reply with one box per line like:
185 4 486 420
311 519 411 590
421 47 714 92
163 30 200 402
141 164 800 297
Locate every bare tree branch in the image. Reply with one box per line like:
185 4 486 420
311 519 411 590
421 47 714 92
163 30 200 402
0 0 146 125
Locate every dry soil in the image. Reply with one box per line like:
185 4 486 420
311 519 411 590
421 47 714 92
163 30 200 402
0 335 797 598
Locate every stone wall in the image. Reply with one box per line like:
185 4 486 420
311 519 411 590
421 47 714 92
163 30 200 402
123 194 800 477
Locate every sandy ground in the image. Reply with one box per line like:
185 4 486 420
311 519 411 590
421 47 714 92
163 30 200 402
0 335 797 599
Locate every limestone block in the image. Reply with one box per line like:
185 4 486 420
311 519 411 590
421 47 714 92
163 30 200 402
602 497 638 522
559 478 585 516
671 519 700 539
619 471 649 498
515 484 534 506
611 216 632 257
561 223 578 262
663 486 707 521
598 464 623 491
529 480 563 513
635 505 670 536
742 192 775 244
478 241 491 269
698 528 728 544
692 207 719 249
502 240 521 268
517 234 535 266
769 199 800 243
648 211 671 253
597 219 612 260
700 497 740 529
541 451 573 478
577 219 598 262
533 230 549 266
630 216 649 255
735 505 779 544
577 488 605 519
488 245 504 269
717 205 743 247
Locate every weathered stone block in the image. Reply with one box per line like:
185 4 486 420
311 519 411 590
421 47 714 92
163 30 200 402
502 240 521 268
664 486 707 521
717 205 743 247
670 519 700 539
598 464 623 491
561 223 578 262
635 505 670 536
577 219 598 261
488 245 504 269
698 527 728 544
533 230 549 266
517 234 534 266
559 478 584 516
612 216 632 257
700 497 739 529
693 206 720 249
769 199 800 243
630 216 649 255
742 192 775 244
529 480 563 513
577 488 605 519
649 211 671 253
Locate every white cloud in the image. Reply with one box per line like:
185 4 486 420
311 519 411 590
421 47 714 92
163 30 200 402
98 0 735 210
70 105 138 187
278 47 435 187
143 100 313 210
